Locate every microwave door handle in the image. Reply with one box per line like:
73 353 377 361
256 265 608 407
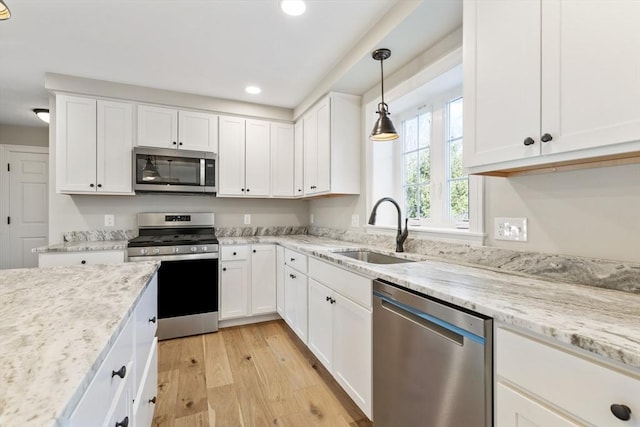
200 159 205 186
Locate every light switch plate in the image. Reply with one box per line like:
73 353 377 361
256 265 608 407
351 214 359 227
244 214 251 225
495 217 527 242
104 214 115 227
310 213 314 224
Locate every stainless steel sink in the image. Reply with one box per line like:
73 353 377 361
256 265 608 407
336 250 415 264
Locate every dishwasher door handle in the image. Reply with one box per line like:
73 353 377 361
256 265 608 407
375 292 486 346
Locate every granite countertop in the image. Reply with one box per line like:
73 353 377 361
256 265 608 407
32 240 128 253
220 235 640 371
0 261 160 427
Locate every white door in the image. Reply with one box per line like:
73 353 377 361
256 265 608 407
307 278 333 371
292 270 308 343
276 246 285 317
315 97 331 193
250 245 276 315
178 110 218 152
218 116 246 196
136 104 178 148
97 100 133 193
294 120 304 197
244 119 271 197
540 0 640 155
303 109 318 195
271 122 294 197
1 146 48 269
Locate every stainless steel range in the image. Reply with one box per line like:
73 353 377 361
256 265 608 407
127 212 219 340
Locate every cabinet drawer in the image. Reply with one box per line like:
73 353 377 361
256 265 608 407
221 245 249 261
134 338 158 427
69 314 134 426
308 258 371 309
38 250 124 267
284 248 307 273
497 327 640 426
134 276 157 395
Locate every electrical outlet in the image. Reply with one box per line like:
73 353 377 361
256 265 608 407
310 213 314 224
495 217 528 242
351 214 359 227
104 214 115 227
244 214 251 225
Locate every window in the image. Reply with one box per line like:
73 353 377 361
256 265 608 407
400 93 468 228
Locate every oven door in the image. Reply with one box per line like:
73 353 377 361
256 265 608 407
130 254 219 340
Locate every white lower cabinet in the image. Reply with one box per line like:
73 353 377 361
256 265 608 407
68 273 157 427
284 264 308 343
38 250 125 267
307 258 372 419
496 326 640 426
220 244 277 321
276 246 285 317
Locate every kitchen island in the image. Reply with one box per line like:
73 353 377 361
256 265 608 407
0 261 159 427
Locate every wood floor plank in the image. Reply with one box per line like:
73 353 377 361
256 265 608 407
153 369 179 427
175 335 209 418
158 339 183 372
174 411 209 427
202 332 234 388
207 384 245 427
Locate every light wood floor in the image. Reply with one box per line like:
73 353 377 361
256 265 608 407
152 320 372 427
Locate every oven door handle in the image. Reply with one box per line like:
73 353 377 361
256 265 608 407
128 253 219 262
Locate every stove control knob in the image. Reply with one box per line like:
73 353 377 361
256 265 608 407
140 248 148 255
153 248 160 255
191 246 197 253
174 247 180 253
202 246 208 252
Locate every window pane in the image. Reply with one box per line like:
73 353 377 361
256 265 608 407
420 185 431 218
404 117 418 152
404 151 418 185
449 179 469 220
418 112 431 148
405 185 419 218
449 139 464 179
419 147 430 183
448 97 463 139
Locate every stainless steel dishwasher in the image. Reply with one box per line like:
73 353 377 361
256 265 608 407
373 279 493 427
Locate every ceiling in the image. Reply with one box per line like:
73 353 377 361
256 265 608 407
0 0 461 128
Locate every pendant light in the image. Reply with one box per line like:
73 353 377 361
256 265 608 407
141 156 161 181
33 109 50 124
370 48 398 141
0 1 11 20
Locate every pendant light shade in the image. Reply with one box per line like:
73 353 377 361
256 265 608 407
33 109 50 124
0 0 11 20
370 48 398 141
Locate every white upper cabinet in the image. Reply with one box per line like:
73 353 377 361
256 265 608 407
294 120 304 197
301 92 361 196
56 95 133 195
464 0 640 175
137 104 218 152
271 122 295 197
218 116 271 197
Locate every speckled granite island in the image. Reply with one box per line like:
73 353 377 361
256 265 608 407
0 261 159 427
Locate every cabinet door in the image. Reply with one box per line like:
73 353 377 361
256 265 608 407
271 122 295 197
303 109 318 195
540 0 640 156
56 95 97 193
220 260 249 319
284 265 307 343
496 382 580 427
38 250 125 267
245 119 271 197
134 275 157 396
178 110 219 152
307 279 333 371
218 116 246 196
463 0 542 168
136 105 178 148
283 265 297 329
133 338 158 427
276 246 285 317
333 293 372 418
294 120 304 197
97 100 133 193
250 245 276 315
315 96 331 193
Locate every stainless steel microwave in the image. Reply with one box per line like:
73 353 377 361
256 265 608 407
133 147 217 194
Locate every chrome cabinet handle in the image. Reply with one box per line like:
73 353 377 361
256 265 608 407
541 133 553 142
523 137 535 146
111 365 126 379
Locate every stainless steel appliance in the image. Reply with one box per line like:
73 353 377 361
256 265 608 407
133 146 217 194
127 212 219 340
373 279 493 427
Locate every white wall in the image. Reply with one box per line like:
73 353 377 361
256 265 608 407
0 124 48 147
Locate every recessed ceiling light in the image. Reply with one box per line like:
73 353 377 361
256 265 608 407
245 86 262 95
280 0 306 17
33 109 50 124
0 0 11 20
